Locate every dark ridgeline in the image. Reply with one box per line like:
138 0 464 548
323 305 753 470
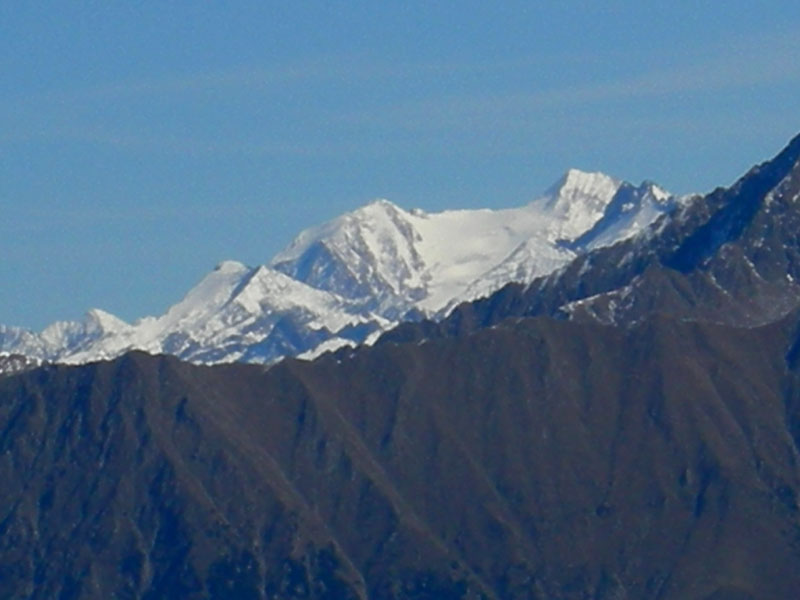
3 134 800 598
383 131 800 342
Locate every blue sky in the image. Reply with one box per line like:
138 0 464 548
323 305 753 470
2 2 800 330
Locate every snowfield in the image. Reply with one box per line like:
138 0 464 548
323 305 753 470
0 169 678 366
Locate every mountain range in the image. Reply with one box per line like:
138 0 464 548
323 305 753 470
382 130 800 344
0 170 677 368
3 133 800 598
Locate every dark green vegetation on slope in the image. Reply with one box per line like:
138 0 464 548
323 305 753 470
4 133 800 598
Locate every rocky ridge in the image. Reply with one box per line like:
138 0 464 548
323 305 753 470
382 132 800 345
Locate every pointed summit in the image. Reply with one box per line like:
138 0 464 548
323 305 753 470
84 309 129 334
535 169 624 242
357 198 401 213
544 169 622 206
214 260 248 274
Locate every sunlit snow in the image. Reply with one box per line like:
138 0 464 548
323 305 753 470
0 169 679 366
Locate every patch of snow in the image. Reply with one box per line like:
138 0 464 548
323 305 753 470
297 337 355 361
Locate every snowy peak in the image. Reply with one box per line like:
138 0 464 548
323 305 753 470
641 181 673 205
270 170 676 320
38 309 129 353
353 197 404 218
214 260 249 275
271 198 427 315
84 308 130 334
545 168 622 203
160 260 254 328
272 199 409 265
538 169 623 241
1 166 679 367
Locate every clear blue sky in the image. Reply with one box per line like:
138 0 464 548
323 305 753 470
2 2 799 330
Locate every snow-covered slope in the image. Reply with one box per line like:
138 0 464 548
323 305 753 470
0 169 679 366
272 170 675 315
5 261 383 366
0 309 130 361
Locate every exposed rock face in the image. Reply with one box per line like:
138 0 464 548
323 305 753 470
383 132 800 345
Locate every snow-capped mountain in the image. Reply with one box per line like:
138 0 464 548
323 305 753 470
272 170 674 315
393 131 800 344
0 169 679 366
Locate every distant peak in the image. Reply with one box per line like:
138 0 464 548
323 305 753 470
214 260 248 274
357 198 402 214
86 308 124 321
249 264 293 283
565 167 604 180
343 198 411 226
547 169 621 199
639 180 673 204
84 308 129 333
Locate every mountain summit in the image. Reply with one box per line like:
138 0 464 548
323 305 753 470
383 131 800 345
538 169 624 240
0 169 678 367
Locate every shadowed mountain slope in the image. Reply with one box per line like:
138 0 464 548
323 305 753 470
3 310 800 598
382 133 800 345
